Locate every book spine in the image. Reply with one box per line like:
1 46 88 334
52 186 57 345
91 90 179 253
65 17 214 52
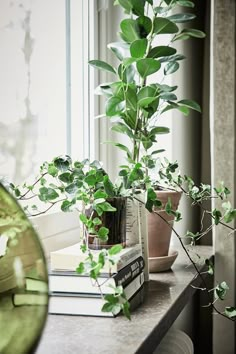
126 199 140 246
116 245 142 271
113 256 144 288
137 196 149 281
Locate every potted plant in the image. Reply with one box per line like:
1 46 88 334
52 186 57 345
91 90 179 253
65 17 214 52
88 0 204 269
86 0 236 320
8 0 236 321
10 155 129 250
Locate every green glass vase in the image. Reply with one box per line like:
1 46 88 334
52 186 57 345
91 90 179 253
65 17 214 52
0 183 48 354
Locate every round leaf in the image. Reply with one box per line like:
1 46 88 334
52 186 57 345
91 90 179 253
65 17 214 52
148 46 176 58
120 19 140 42
154 17 179 34
130 39 147 58
136 16 152 38
137 58 161 78
106 97 125 116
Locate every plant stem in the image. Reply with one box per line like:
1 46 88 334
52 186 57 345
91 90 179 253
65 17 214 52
133 195 235 321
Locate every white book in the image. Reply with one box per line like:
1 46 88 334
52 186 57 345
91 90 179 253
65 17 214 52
50 243 142 273
48 272 145 317
49 256 144 295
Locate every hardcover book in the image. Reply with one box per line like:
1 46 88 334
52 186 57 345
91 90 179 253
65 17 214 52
48 271 144 317
49 256 144 294
50 242 142 273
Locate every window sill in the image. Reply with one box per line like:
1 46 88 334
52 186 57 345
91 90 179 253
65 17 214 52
36 245 212 354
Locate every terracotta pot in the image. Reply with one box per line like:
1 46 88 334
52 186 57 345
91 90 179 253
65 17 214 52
148 190 182 258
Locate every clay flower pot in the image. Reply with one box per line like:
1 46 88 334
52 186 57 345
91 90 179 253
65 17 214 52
148 190 182 272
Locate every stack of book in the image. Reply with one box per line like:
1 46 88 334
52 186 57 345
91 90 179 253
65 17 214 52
48 243 145 317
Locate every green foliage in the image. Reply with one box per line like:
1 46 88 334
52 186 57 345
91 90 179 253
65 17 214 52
90 0 205 166
215 282 229 301
225 307 236 319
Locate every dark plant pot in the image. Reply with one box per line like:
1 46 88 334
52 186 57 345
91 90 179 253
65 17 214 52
87 197 127 250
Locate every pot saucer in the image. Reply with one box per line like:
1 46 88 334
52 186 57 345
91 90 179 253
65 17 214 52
148 250 178 273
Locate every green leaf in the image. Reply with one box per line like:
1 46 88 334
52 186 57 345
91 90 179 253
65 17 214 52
97 227 109 240
178 99 201 113
136 16 152 38
225 307 236 319
118 63 136 83
117 0 132 13
148 46 176 59
108 42 130 61
130 39 147 58
94 190 107 199
154 17 179 34
125 86 137 111
165 198 172 214
122 110 136 130
164 61 180 75
100 202 117 212
122 301 131 320
88 60 116 74
137 85 159 111
147 187 157 201
153 6 168 14
212 209 222 225
53 156 71 171
61 200 73 212
159 54 186 63
123 57 137 67
48 164 58 177
105 141 132 159
93 217 102 226
137 58 161 78
76 262 85 274
150 126 170 135
215 282 229 300
174 28 206 41
79 213 88 224
39 187 59 201
120 19 140 42
103 175 115 197
84 174 97 186
108 244 123 256
176 0 195 7
151 149 165 155
167 13 196 23
224 209 236 223
106 97 125 116
131 0 145 16
160 92 177 100
111 123 134 139
178 105 190 116
138 96 158 108
137 86 157 101
65 183 78 194
58 172 72 183
205 259 214 275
